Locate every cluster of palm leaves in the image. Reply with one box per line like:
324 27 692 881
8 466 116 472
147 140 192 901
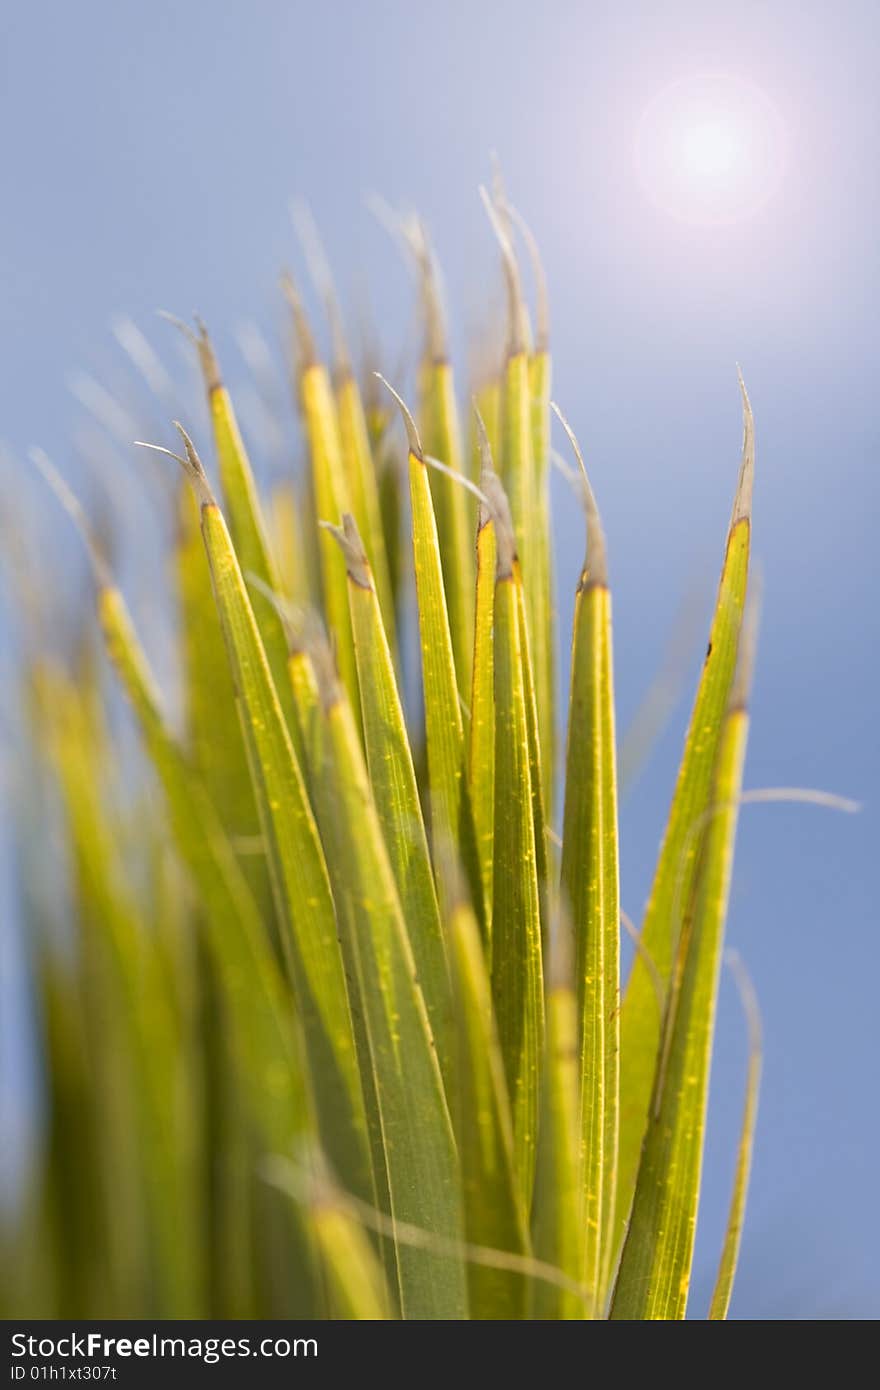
2 189 759 1319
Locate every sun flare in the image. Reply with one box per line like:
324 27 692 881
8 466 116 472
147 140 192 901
636 75 787 226
680 121 744 179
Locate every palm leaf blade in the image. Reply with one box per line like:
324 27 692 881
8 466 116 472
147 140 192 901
614 379 754 1257
611 638 752 1319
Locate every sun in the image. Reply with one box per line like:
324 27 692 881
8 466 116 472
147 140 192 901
680 121 744 179
635 75 787 226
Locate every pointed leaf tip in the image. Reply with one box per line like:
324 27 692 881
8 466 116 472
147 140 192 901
281 270 319 370
173 420 210 484
291 200 352 377
135 425 216 508
480 469 517 580
373 374 423 457
479 184 525 357
368 200 447 361
321 512 373 590
134 425 215 508
472 403 496 528
551 401 608 587
502 198 550 352
159 310 221 391
469 399 515 555
28 446 112 589
731 369 755 528
409 216 448 363
472 400 491 463
192 315 222 392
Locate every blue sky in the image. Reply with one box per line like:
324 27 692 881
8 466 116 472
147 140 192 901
1 1 877 1317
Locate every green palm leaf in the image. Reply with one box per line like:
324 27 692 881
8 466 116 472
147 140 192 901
142 426 372 1208
308 643 467 1319
531 932 588 1319
489 471 544 1210
378 377 482 923
614 377 754 1259
446 883 528 1318
611 613 754 1319
555 407 620 1308
325 512 451 1082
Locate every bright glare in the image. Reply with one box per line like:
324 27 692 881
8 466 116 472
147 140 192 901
680 121 744 179
635 75 787 226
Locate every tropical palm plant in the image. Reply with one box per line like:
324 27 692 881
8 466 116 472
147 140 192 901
2 186 766 1320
